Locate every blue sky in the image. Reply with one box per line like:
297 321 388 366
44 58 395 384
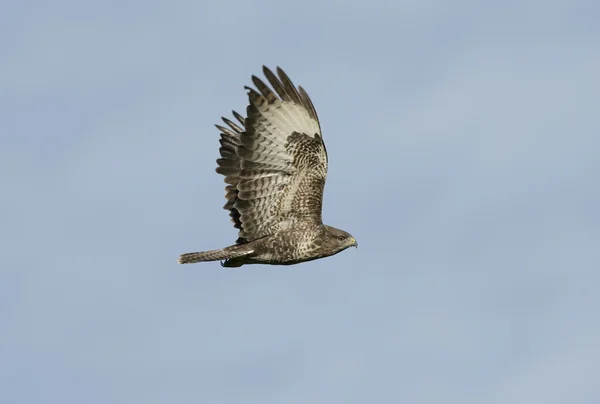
2 0 599 403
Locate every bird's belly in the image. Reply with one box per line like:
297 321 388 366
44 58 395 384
250 232 318 265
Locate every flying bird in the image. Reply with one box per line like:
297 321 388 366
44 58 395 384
178 66 357 267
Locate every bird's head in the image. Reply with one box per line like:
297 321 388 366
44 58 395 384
322 225 358 255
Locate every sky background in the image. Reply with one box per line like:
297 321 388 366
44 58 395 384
2 0 599 403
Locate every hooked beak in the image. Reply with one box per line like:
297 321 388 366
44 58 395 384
350 238 358 248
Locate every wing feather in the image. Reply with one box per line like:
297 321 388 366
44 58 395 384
214 115 244 239
214 67 328 241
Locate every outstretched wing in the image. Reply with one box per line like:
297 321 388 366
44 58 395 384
216 66 328 242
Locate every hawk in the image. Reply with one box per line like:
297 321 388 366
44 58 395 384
178 66 357 267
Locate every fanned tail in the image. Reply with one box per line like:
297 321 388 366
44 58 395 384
178 244 253 264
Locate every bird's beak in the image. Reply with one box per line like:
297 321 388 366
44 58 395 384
350 238 358 248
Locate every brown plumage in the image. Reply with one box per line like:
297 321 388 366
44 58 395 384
178 66 357 267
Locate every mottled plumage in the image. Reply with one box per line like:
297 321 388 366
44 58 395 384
178 66 357 267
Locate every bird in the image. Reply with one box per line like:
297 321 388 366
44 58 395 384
178 66 357 267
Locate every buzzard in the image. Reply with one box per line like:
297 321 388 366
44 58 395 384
178 66 357 267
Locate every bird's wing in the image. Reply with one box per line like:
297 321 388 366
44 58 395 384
216 66 328 242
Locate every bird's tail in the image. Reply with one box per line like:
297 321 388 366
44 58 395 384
178 244 253 264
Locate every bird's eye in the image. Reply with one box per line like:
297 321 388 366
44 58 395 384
338 235 346 241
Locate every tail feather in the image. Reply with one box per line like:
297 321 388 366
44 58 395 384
178 244 253 264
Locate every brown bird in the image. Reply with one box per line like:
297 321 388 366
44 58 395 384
178 66 357 267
